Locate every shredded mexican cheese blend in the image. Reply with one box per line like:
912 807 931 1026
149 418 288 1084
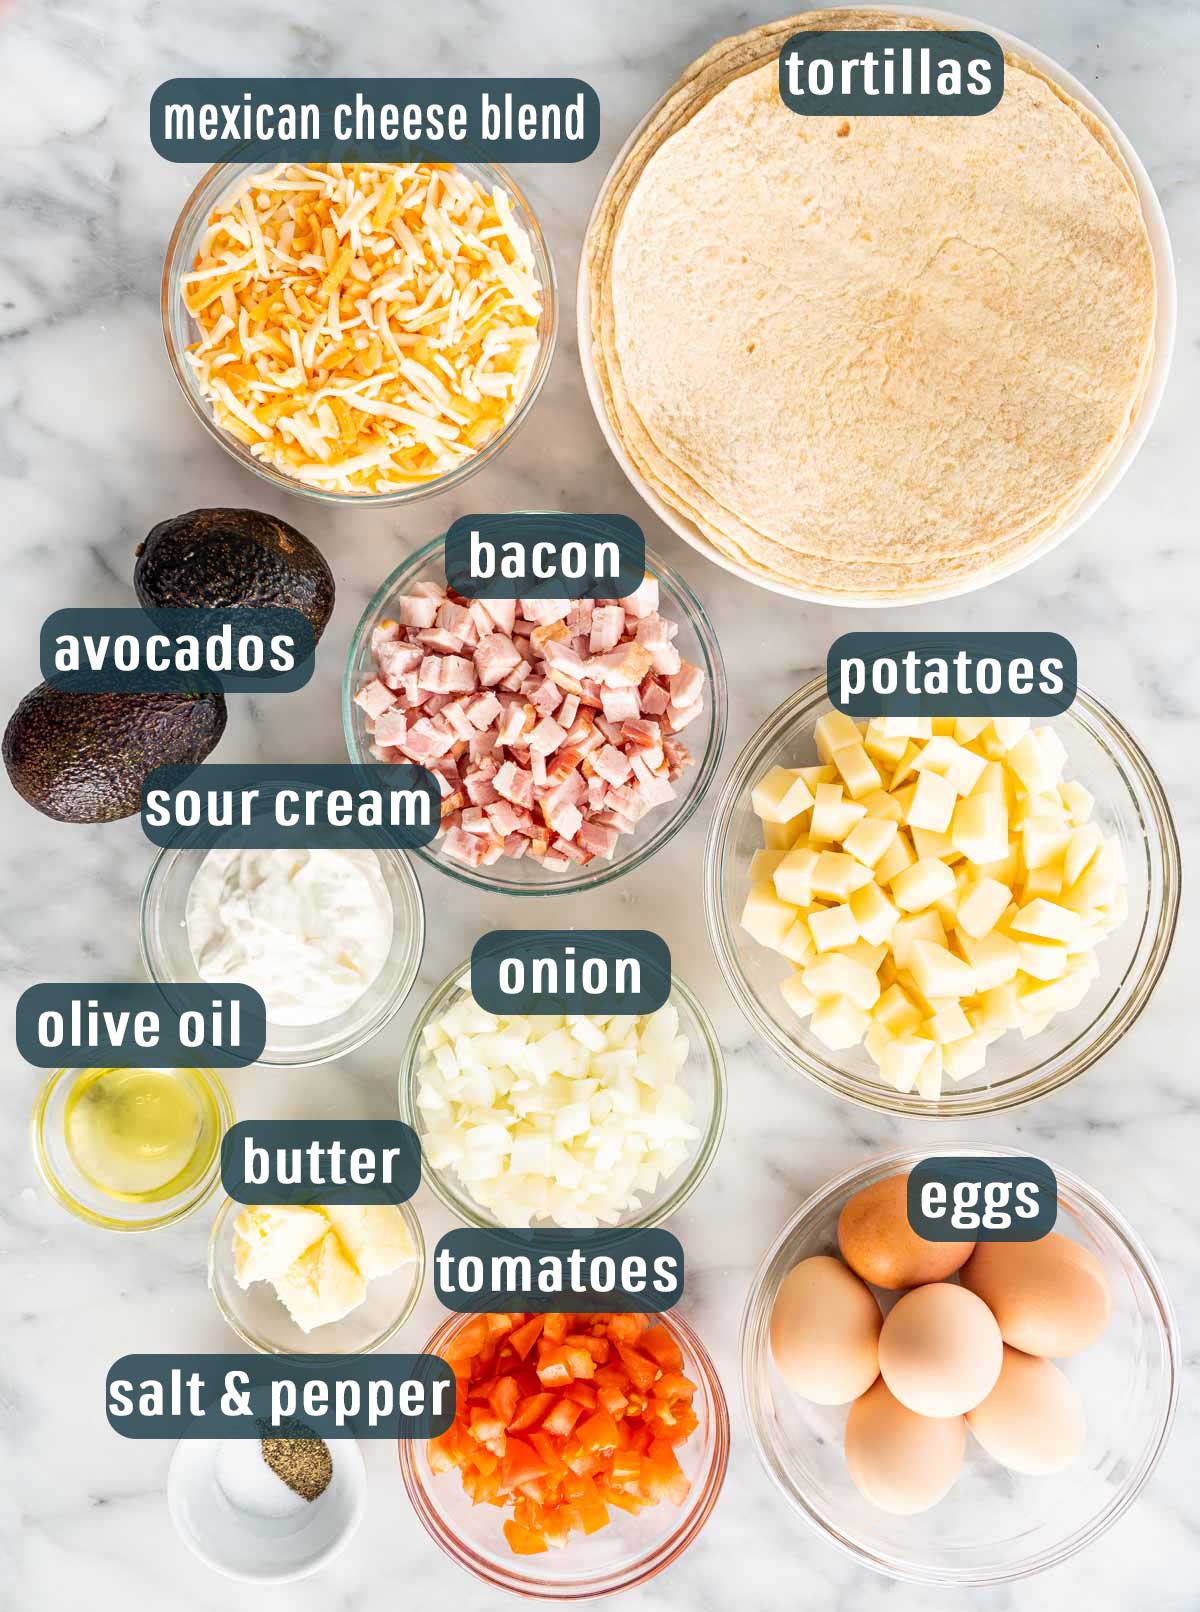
181 162 543 492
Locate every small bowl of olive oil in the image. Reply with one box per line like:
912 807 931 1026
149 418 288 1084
31 1065 232 1231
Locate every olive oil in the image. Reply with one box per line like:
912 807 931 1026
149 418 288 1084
63 1067 220 1203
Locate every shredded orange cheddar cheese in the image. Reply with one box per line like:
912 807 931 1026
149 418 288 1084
181 163 543 493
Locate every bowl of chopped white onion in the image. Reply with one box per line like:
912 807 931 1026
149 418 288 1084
398 959 726 1230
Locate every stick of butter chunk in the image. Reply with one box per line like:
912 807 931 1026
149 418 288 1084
232 1205 329 1288
273 1229 368 1334
323 1204 416 1280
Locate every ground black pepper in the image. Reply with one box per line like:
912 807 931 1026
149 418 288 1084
258 1418 333 1502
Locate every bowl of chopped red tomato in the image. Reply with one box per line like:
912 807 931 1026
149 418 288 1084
399 1308 729 1597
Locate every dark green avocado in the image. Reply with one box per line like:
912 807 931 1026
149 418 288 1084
3 685 227 823
134 508 335 641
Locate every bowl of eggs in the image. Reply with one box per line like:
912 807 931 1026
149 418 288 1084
740 1145 1178 1586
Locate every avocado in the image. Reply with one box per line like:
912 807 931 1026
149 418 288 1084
134 508 335 641
3 684 227 823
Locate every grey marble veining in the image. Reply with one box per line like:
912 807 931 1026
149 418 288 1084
1 0 1197 1607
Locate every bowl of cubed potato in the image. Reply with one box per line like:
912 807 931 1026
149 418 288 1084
704 676 1180 1117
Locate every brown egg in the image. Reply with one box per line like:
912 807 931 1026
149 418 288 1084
967 1345 1086 1475
845 1378 966 1515
838 1173 974 1290
878 1282 1003 1416
770 1255 882 1405
960 1233 1112 1357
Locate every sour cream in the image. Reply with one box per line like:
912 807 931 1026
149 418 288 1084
185 849 393 1027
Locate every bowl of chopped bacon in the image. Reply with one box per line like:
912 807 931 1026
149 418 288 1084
163 159 556 502
343 531 727 893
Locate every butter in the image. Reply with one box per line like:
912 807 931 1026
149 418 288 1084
231 1200 416 1333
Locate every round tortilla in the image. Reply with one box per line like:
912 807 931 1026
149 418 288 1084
587 10 1156 599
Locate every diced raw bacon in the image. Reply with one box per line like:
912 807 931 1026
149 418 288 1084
355 678 396 719
667 701 704 733
377 640 424 683
375 708 409 747
589 605 625 654
500 659 532 691
403 717 456 761
360 571 702 870
529 717 566 755
528 678 563 717
437 601 477 642
520 597 571 626
622 718 662 751
466 692 502 730
475 633 523 687
592 744 632 787
396 591 441 629
478 598 517 634
494 762 535 808
600 686 640 723
669 664 704 708
634 613 672 651
589 642 653 688
552 835 591 865
579 821 619 860
622 575 659 619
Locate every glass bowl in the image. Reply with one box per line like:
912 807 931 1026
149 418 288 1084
207 1195 425 1355
740 1144 1179 1586
343 531 728 895
139 844 425 1068
705 677 1180 1117
31 1064 232 1232
399 1308 729 1597
398 957 727 1229
162 157 557 506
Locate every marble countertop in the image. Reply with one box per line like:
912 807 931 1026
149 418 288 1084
2 1 1196 1607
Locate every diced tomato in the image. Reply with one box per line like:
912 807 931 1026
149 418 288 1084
503 1520 548 1555
435 1312 701 1558
641 1326 684 1373
508 1316 545 1359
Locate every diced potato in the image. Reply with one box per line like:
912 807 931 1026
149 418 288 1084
811 997 872 1051
780 917 815 965
991 716 1030 750
879 1034 935 1092
811 849 873 900
879 716 933 740
1064 824 1103 886
927 999 972 1044
875 832 917 885
951 794 1009 864
912 735 987 796
810 782 868 842
971 760 1010 800
910 826 962 862
953 718 991 744
798 763 838 790
1061 779 1094 826
943 1033 988 1081
833 741 883 800
862 788 905 823
864 722 910 767
749 848 787 882
809 903 860 953
850 880 900 946
891 857 956 914
763 815 807 850
1021 815 1072 870
916 1043 944 1100
889 744 923 791
843 816 898 868
741 880 796 948
955 877 1012 938
752 765 815 823
958 930 1020 990
1020 865 1064 901
773 846 820 906
1015 937 1069 981
907 769 957 833
841 938 889 974
864 1021 895 1064
1010 899 1082 944
909 939 975 999
874 982 922 1035
891 909 946 970
1009 730 1062 795
780 972 816 1021
815 710 865 765
973 981 1020 1037
803 952 881 1010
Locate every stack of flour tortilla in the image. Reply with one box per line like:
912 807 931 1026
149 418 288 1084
585 10 1157 602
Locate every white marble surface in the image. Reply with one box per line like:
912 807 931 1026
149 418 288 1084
1 1 1197 1607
